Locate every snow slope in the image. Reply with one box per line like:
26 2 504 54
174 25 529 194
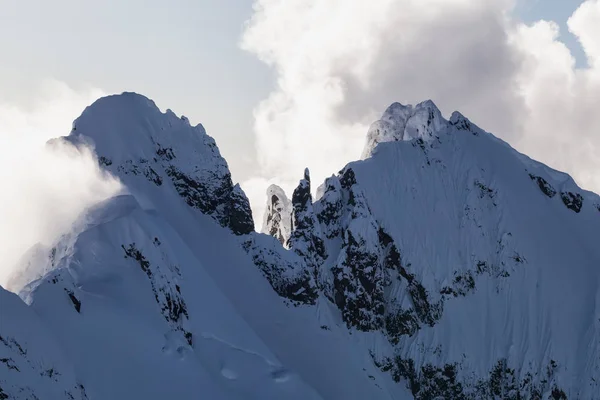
0 285 88 400
265 101 600 399
2 93 599 399
1 93 410 400
358 103 600 398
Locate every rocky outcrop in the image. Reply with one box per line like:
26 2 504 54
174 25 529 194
261 166 441 334
329 169 388 331
529 173 557 198
561 191 583 213
0 285 89 400
287 169 327 276
121 242 193 345
362 100 447 158
242 234 318 305
262 185 292 246
373 355 568 400
244 179 320 305
315 176 344 239
226 184 255 235
449 111 485 136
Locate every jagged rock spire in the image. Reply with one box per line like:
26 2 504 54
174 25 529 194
261 184 292 246
288 168 326 276
226 184 255 235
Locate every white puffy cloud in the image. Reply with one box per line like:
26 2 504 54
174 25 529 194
512 1 600 191
241 0 600 223
0 80 122 286
569 0 600 68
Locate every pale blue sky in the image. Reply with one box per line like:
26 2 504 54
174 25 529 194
0 0 272 179
0 0 588 183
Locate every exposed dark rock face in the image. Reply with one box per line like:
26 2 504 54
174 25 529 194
288 169 327 275
0 294 89 400
440 271 476 298
332 227 386 330
122 243 192 345
244 181 319 305
373 354 568 400
328 168 442 333
529 174 557 198
450 112 474 134
258 167 442 335
242 236 318 305
385 309 420 343
226 184 255 235
66 92 254 236
316 177 344 239
65 290 82 313
448 111 487 137
0 357 19 372
330 176 387 331
165 165 254 235
474 180 497 204
561 191 583 213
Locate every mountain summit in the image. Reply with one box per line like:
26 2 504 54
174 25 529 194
68 92 254 235
2 94 599 400
362 100 446 158
263 100 600 399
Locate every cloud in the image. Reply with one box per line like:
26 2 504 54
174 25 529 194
511 0 600 191
241 0 600 224
569 0 600 68
0 80 122 287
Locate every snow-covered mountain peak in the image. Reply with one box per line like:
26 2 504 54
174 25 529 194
64 92 254 235
362 99 447 158
68 92 218 169
259 98 600 398
6 91 600 400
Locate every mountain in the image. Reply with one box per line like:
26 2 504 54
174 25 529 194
1 93 408 400
262 100 600 399
1 93 599 399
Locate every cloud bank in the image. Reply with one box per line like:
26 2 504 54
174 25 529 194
0 80 122 286
241 0 600 224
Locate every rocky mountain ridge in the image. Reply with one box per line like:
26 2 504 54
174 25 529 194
261 100 600 399
2 93 599 399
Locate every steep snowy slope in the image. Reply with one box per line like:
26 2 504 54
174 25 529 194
67 92 254 235
0 286 88 400
3 92 599 399
262 101 600 399
1 93 410 400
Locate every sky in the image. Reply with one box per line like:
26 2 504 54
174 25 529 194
0 0 588 182
517 0 588 64
0 0 270 175
0 0 599 278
